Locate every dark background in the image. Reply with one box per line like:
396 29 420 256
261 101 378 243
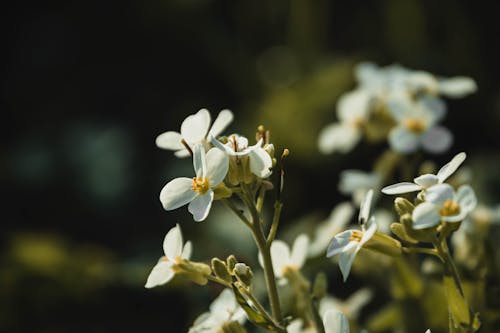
3 0 500 332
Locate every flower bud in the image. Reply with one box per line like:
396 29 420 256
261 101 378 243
390 222 418 244
364 232 402 257
394 197 414 216
226 255 237 272
401 213 435 242
212 258 232 284
233 263 253 287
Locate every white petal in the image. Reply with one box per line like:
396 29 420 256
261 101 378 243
387 97 414 122
159 178 197 210
436 152 466 183
182 241 192 260
439 77 477 98
388 127 420 154
205 147 229 185
424 330 431 333
208 109 234 138
192 144 207 178
249 147 272 178
270 240 291 277
163 224 183 259
339 247 360 282
155 131 184 150
418 95 446 123
407 71 438 92
414 174 440 188
188 190 214 222
318 123 361 154
360 217 377 246
421 126 453 154
323 309 350 333
180 109 211 143
412 202 441 229
209 288 236 314
174 149 191 158
426 183 454 204
145 260 174 288
339 170 380 195
327 202 354 233
456 185 477 214
337 90 371 122
344 288 373 319
381 182 422 195
326 230 357 258
358 189 373 224
291 234 309 269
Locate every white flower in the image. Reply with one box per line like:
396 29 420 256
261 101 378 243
339 170 382 205
406 70 477 98
323 309 350 333
286 319 316 333
319 288 373 320
387 95 452 154
318 90 371 154
156 109 233 157
145 224 192 288
412 183 477 229
308 202 354 257
326 190 378 281
382 152 466 195
261 234 309 280
211 134 272 178
188 289 246 333
159 144 229 221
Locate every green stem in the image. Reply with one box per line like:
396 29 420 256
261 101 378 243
267 201 283 246
256 184 266 213
236 284 278 328
205 274 232 288
402 246 442 258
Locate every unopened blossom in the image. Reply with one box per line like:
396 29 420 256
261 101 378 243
159 144 229 221
327 190 378 281
261 234 309 281
309 202 354 257
382 152 466 195
156 109 233 157
211 134 272 178
412 183 477 229
188 289 246 333
387 95 452 154
145 224 192 288
318 90 371 154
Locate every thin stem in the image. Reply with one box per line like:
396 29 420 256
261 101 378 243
402 246 442 258
221 199 252 229
267 201 283 246
205 274 232 288
434 238 464 296
256 184 266 213
236 284 278 328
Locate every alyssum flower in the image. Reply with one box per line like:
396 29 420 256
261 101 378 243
326 190 378 281
262 234 309 283
159 144 229 221
145 224 192 288
156 108 233 157
382 152 466 195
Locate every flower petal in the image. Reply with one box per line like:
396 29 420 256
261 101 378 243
249 147 272 178
337 90 370 122
326 230 357 258
436 152 466 183
323 309 350 333
414 174 440 188
205 147 229 186
439 77 477 98
418 95 446 123
358 189 373 224
318 123 361 154
182 241 192 260
412 202 441 229
155 131 184 150
388 127 420 154
163 224 183 259
456 185 477 214
188 190 214 222
270 240 291 277
174 149 191 158
339 247 360 282
181 109 211 143
192 144 207 179
360 217 377 246
291 234 309 269
421 126 453 154
426 183 454 204
208 109 233 138
381 182 422 195
160 177 198 210
145 260 175 289
327 202 354 232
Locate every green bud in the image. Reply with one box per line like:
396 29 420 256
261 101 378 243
390 222 418 244
233 263 253 287
364 232 402 257
211 258 232 284
226 255 237 272
312 272 328 300
394 197 414 216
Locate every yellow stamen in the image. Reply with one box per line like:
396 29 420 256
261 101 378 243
439 199 460 216
192 177 210 194
349 230 363 242
403 118 426 133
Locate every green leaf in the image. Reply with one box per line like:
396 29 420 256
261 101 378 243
443 275 470 328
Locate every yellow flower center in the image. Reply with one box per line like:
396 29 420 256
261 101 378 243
439 199 460 216
192 177 210 194
403 118 426 133
349 230 363 242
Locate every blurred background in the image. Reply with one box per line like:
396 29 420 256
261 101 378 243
3 0 500 332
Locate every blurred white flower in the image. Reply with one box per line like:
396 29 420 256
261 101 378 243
382 152 466 195
327 190 378 281
339 170 382 205
323 309 350 333
188 289 246 333
211 134 272 178
145 224 192 288
318 90 371 154
387 95 452 154
159 144 229 221
412 183 477 229
309 202 354 257
156 109 233 157
286 319 316 333
261 234 309 281
406 70 477 98
319 288 373 320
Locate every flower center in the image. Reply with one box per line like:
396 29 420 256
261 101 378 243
439 199 460 216
192 177 210 194
349 230 363 242
403 118 426 133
